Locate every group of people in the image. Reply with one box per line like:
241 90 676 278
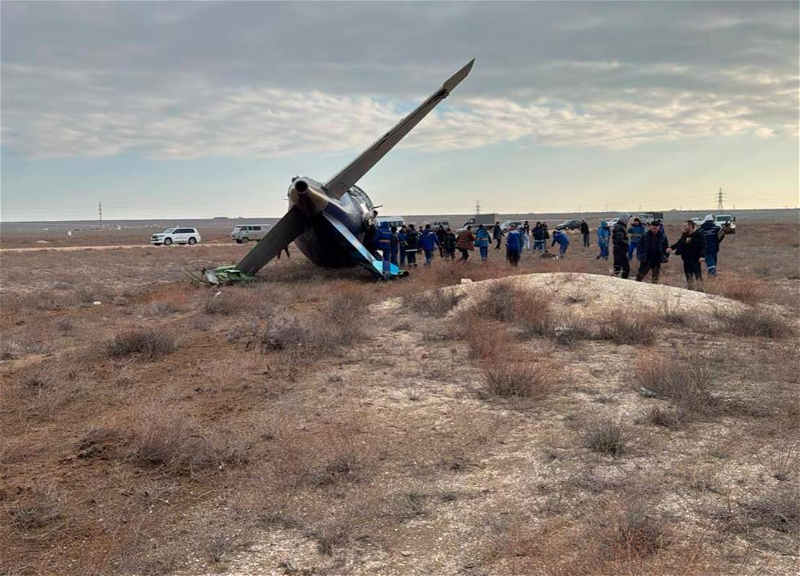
606 213 727 290
370 215 727 290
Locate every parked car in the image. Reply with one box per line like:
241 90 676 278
500 220 524 232
555 219 582 231
150 227 201 246
376 215 405 229
429 220 451 229
231 224 271 243
603 218 619 229
637 212 664 224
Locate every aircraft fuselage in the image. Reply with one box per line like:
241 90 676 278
288 177 375 268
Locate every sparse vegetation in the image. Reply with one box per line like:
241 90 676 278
404 288 460 317
130 409 248 475
483 361 552 399
106 328 176 359
1 218 798 576
585 421 626 456
715 306 792 339
636 352 718 418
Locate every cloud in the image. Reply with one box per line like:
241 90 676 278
1 1 797 160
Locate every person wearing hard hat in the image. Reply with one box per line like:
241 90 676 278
699 214 725 277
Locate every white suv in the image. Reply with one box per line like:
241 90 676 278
150 227 201 246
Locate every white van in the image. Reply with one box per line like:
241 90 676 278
231 224 271 243
375 216 405 230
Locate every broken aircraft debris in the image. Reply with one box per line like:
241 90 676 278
200 59 475 284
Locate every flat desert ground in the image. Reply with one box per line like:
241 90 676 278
1 214 798 575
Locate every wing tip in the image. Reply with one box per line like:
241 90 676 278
443 58 475 92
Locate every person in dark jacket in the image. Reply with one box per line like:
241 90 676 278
405 224 419 267
390 226 400 266
398 225 408 268
580 220 590 247
699 215 726 276
612 214 631 279
443 228 457 259
670 220 706 291
635 220 669 283
492 222 504 250
541 222 551 252
455 226 476 262
436 225 447 258
373 222 393 276
532 222 546 253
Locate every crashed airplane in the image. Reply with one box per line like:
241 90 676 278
200 59 474 284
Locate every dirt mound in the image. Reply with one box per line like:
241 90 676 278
381 272 747 321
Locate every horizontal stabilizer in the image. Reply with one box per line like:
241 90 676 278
321 213 407 279
323 59 475 199
235 206 306 275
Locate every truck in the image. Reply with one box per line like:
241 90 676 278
459 213 501 231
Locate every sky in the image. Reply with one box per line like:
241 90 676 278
1 1 798 222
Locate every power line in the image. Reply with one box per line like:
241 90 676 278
716 187 724 211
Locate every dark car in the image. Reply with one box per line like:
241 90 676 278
555 219 582 231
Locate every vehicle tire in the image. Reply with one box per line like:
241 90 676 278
164 238 173 246
188 237 197 245
235 239 243 244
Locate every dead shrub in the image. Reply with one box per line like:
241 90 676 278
552 314 595 345
605 497 670 557
585 421 626 456
771 441 799 482
130 409 248 475
203 294 242 315
475 282 518 322
716 306 792 339
4 486 64 537
403 289 460 317
598 313 655 346
740 488 799 534
483 361 553 399
106 329 176 360
460 315 510 360
515 292 555 336
636 352 718 418
709 276 763 306
643 406 682 429
273 426 372 490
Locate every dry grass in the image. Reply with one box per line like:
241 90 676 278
715 306 793 339
129 408 249 475
635 352 718 419
707 275 763 306
403 288 461 317
106 328 176 360
482 361 553 399
597 310 656 346
584 421 627 456
4 485 65 538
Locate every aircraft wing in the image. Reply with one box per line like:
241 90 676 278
320 212 407 279
323 59 475 199
235 206 307 275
